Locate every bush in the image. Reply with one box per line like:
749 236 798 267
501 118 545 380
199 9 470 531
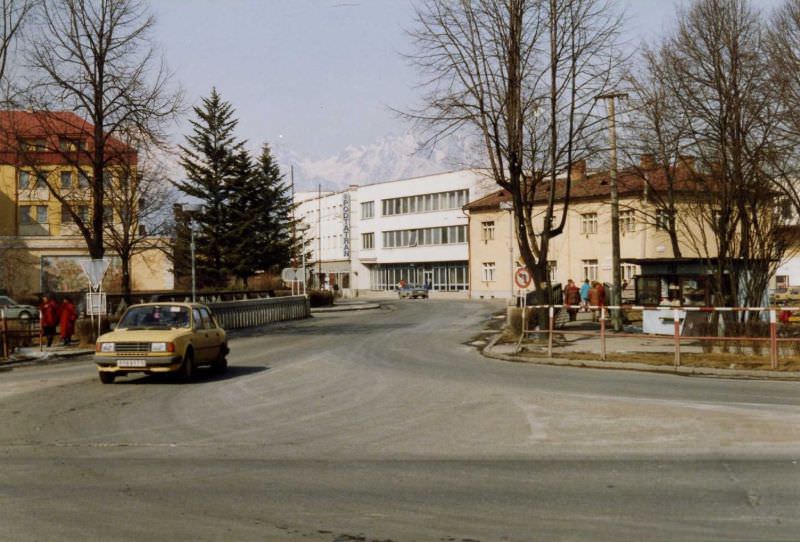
308 290 334 307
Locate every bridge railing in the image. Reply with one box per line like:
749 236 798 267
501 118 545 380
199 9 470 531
208 295 310 330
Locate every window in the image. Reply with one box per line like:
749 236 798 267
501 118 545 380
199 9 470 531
20 205 48 225
580 213 598 234
18 171 29 189
482 262 496 282
103 205 114 224
59 138 85 152
620 264 638 281
381 189 469 216
78 170 91 188
35 172 47 189
60 171 73 189
382 225 467 248
361 201 374 219
19 205 32 225
620 210 635 233
656 209 672 231
481 221 495 241
61 205 88 224
548 260 558 282
582 259 598 281
22 139 46 152
362 232 374 249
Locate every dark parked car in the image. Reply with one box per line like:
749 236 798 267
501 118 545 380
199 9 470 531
398 284 429 299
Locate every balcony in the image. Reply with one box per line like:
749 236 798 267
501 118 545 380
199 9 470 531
18 188 50 201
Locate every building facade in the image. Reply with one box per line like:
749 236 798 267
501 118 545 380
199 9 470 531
0 111 172 298
295 170 494 295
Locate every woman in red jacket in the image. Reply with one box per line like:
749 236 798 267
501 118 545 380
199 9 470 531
39 294 59 347
59 297 78 346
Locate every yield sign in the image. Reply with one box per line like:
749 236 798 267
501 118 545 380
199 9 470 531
78 258 111 290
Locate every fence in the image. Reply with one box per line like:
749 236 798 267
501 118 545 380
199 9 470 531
208 295 310 330
516 303 800 369
0 296 311 358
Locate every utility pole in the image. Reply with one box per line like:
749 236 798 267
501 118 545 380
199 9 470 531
317 183 322 288
596 92 627 332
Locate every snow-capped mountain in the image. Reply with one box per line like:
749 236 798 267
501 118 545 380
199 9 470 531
274 131 484 191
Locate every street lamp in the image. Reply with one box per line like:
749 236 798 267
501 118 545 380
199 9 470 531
181 204 203 303
296 223 310 296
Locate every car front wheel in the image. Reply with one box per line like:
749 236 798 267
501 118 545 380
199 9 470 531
98 372 115 384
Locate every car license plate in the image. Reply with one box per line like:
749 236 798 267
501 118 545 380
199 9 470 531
117 359 147 368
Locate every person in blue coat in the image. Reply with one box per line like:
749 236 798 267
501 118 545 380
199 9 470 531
579 279 591 312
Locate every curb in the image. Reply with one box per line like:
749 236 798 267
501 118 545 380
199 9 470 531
311 303 381 313
481 335 800 381
1 348 95 369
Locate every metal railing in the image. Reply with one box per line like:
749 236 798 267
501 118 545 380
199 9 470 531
208 295 310 330
517 303 800 369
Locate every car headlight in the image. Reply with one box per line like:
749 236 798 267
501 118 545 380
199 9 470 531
150 342 174 352
98 342 115 353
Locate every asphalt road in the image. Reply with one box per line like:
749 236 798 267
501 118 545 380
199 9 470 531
1 300 800 541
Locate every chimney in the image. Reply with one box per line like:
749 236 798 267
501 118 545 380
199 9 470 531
639 154 656 170
569 159 586 181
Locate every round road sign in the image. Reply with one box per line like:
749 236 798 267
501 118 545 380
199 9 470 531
514 267 532 289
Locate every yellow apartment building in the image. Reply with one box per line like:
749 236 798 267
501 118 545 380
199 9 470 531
464 158 717 300
0 111 172 298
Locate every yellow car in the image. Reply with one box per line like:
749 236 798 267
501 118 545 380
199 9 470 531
95 302 228 384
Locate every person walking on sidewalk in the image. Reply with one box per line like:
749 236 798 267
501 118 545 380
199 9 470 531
59 297 78 346
580 279 591 312
39 293 59 347
565 279 581 321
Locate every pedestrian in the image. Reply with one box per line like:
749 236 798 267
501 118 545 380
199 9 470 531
564 279 581 321
39 293 59 347
59 297 78 346
588 282 600 322
580 279 591 312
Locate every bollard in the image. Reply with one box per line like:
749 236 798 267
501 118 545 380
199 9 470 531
1 308 7 359
673 309 681 367
600 306 606 361
547 305 554 358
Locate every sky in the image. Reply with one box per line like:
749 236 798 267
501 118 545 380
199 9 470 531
150 0 785 161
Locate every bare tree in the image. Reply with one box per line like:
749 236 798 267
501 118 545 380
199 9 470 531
0 0 35 98
103 146 177 300
408 0 622 293
18 0 181 260
647 0 788 307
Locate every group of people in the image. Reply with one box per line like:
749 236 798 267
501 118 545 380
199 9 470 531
39 294 78 348
564 279 607 322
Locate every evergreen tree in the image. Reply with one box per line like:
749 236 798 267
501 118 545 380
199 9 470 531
228 144 296 284
175 88 244 288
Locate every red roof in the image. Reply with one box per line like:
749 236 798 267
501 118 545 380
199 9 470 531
0 110 136 166
463 163 706 211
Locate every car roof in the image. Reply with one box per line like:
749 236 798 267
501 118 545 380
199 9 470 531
125 302 208 310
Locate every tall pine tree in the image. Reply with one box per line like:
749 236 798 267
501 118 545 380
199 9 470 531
228 144 296 284
175 89 244 288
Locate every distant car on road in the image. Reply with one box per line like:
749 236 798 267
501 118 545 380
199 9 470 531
398 284 429 299
0 295 37 320
94 302 228 384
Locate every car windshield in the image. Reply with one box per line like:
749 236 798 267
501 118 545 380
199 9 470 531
0 296 12 306
118 305 190 330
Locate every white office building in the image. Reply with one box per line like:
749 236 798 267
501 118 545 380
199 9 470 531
295 169 494 296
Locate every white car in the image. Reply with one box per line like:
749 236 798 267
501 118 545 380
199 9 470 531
0 295 38 320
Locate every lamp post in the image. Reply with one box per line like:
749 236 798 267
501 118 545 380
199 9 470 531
296 223 311 296
181 204 203 303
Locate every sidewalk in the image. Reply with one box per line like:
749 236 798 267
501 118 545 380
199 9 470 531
482 311 800 381
1 344 94 368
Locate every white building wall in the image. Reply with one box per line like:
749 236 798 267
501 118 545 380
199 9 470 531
296 170 494 294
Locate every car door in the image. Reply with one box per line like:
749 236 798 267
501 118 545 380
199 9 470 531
199 307 222 361
191 308 213 363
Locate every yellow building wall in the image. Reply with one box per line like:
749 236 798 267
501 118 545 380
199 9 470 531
468 195 718 299
0 164 17 235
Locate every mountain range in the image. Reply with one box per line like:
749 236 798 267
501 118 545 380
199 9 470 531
273 131 484 192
